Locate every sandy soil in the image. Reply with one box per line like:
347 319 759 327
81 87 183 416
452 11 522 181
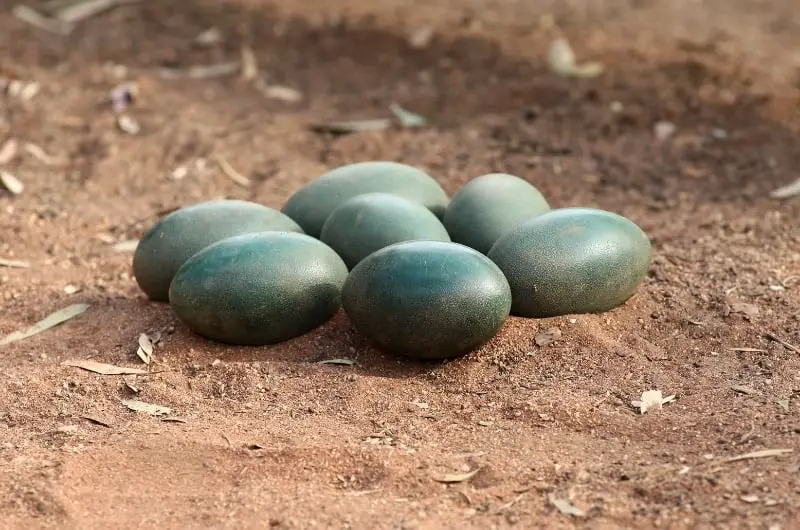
1 0 799 528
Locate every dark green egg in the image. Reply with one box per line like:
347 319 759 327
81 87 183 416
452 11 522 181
320 193 451 270
342 241 511 360
487 207 652 317
281 161 449 238
168 231 348 345
443 173 551 255
133 200 303 302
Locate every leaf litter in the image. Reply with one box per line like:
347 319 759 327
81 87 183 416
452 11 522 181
769 177 800 199
112 240 139 252
718 449 793 464
631 390 676 414
310 104 428 135
63 359 146 375
1 170 24 195
431 467 481 484
389 104 427 128
122 399 172 416
309 119 392 135
136 333 154 364
546 37 604 78
0 258 30 268
317 358 357 366
550 496 585 517
0 303 89 346
0 138 18 164
215 157 251 187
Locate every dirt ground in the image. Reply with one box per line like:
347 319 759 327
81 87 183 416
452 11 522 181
1 0 799 528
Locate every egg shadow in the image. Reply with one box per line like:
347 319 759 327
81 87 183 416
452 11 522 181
164 309 436 379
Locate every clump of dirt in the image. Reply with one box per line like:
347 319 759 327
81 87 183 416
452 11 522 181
0 0 798 528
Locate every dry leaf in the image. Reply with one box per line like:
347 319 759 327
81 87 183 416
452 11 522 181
240 45 258 81
81 415 112 427
546 38 603 78
122 399 172 416
431 468 481 484
24 143 61 165
161 416 187 423
389 104 427 128
195 27 222 46
112 240 138 252
1 171 24 195
719 449 793 464
776 399 790 412
0 138 18 164
117 114 140 135
550 497 585 517
159 62 241 80
0 258 29 268
309 119 391 135
62 359 146 375
408 26 434 49
53 0 141 24
136 333 154 364
317 358 356 366
11 4 74 35
257 83 303 102
728 347 766 353
632 390 675 414
216 157 250 187
763 332 800 353
731 385 757 395
64 284 81 294
770 178 800 200
0 303 90 346
534 327 562 346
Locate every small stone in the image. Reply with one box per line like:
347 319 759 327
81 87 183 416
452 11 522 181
653 121 676 140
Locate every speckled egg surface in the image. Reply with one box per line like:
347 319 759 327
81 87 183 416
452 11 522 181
133 200 303 302
342 240 511 359
487 207 652 317
320 192 451 270
168 231 347 345
281 161 449 238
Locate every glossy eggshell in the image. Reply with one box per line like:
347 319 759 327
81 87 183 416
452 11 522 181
133 200 303 302
280 161 449 238
443 173 551 255
342 241 512 360
168 232 348 345
487 207 652 317
320 192 451 270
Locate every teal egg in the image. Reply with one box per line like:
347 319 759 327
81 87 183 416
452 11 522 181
280 161 449 238
133 200 303 302
168 232 348 345
443 173 551 255
342 241 512 360
320 193 451 270
487 207 652 317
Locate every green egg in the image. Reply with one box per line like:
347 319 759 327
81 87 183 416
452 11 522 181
487 207 652 317
133 200 303 302
281 161 449 238
320 192 451 270
342 241 512 360
168 232 348 346
443 173 550 255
